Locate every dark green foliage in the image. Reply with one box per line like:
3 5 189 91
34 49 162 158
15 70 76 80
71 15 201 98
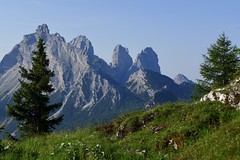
128 116 141 132
7 38 63 136
200 33 240 89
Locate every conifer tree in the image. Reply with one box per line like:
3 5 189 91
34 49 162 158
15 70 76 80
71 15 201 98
7 38 63 136
200 33 239 89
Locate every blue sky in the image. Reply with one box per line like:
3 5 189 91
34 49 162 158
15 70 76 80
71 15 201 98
0 0 240 81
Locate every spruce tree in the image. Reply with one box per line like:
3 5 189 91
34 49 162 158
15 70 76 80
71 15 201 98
7 38 63 136
200 33 239 89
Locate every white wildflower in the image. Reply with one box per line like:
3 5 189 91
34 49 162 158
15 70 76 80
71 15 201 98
4 145 10 150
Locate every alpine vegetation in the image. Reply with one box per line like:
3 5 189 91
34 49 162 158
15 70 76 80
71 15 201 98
200 33 239 90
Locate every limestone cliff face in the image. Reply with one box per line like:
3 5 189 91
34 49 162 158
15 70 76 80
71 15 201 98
133 47 161 74
0 24 141 130
201 78 240 109
110 45 133 82
0 24 194 132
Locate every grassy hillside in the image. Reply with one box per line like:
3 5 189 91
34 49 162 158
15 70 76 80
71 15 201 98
1 101 240 159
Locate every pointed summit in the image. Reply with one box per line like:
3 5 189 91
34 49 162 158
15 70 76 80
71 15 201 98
134 47 161 73
111 44 132 68
36 24 50 35
69 35 94 58
0 25 195 132
174 74 193 85
111 44 133 81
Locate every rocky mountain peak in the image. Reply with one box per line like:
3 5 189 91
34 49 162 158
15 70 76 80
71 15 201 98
174 74 193 85
134 47 161 73
69 35 94 57
36 24 50 35
110 44 133 82
113 44 128 53
0 24 195 132
111 44 132 68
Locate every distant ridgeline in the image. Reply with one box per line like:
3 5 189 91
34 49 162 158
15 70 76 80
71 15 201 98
0 24 194 133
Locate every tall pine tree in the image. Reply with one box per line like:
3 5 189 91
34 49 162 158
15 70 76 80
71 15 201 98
200 33 239 89
7 38 63 136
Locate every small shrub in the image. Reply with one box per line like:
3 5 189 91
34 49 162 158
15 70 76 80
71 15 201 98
96 123 115 135
128 117 142 132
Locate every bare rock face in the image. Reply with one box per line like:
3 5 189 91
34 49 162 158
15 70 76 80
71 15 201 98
174 74 193 85
0 24 142 131
36 24 50 35
201 78 240 108
0 24 195 133
110 45 132 81
122 47 161 85
69 35 94 59
133 47 161 73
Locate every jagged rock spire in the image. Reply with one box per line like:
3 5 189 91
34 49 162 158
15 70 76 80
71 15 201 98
36 24 50 35
69 35 94 58
111 44 132 68
110 44 133 81
134 47 161 73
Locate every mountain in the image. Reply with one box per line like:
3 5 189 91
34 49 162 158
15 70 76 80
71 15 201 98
125 49 194 104
133 47 161 73
0 24 194 132
174 74 194 85
110 44 133 83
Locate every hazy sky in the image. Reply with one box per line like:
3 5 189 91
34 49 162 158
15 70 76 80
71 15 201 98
0 0 240 81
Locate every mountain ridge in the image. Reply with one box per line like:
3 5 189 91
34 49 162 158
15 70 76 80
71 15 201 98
0 24 194 132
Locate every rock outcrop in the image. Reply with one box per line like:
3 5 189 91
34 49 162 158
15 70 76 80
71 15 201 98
201 78 240 108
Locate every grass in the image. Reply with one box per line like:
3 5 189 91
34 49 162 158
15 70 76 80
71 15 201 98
1 101 240 159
